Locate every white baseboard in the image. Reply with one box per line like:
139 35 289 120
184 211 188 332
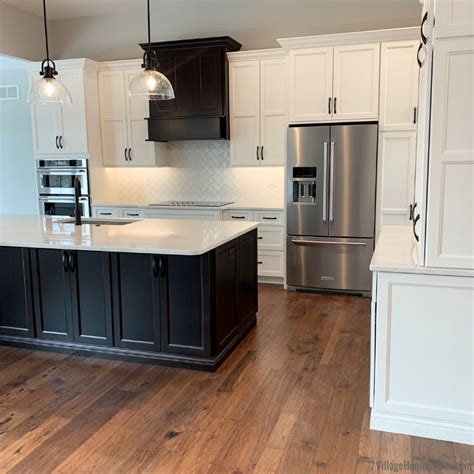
370 410 474 445
258 276 284 285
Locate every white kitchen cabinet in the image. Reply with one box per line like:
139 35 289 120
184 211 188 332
288 47 333 123
120 208 144 218
425 37 474 269
379 41 419 131
257 250 285 278
222 210 254 221
332 43 380 121
143 209 222 220
98 63 167 167
371 270 474 444
288 43 380 123
229 54 287 166
92 207 120 218
435 0 474 39
30 64 96 155
376 132 417 237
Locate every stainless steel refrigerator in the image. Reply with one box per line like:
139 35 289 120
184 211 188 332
286 123 378 295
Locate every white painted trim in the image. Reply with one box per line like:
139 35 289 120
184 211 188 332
277 27 419 49
371 410 474 445
228 48 287 62
99 59 143 71
258 276 284 285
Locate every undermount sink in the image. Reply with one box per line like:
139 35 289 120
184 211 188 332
59 218 139 226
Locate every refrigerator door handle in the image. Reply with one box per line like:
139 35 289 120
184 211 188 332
291 239 367 246
323 142 328 222
329 142 335 222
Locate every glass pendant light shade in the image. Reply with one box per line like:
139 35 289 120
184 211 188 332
28 75 72 105
129 68 175 100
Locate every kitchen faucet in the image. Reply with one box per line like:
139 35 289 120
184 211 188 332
74 176 82 226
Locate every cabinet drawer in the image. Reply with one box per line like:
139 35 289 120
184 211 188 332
120 208 144 218
93 207 120 218
222 210 254 221
257 250 284 277
254 210 284 225
258 226 284 251
144 209 221 220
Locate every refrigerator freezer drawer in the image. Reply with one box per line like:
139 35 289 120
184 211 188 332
286 236 374 293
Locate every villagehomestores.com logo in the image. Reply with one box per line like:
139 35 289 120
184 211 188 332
376 460 473 472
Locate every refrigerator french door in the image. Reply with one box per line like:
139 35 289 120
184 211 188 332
286 123 378 293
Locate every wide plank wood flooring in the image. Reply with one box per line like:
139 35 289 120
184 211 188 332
0 284 472 473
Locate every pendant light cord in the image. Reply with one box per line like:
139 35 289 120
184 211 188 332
43 0 50 62
147 0 151 51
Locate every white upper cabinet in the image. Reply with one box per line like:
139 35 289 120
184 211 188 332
288 43 380 123
425 36 474 269
332 43 380 121
379 41 419 131
435 0 474 39
98 65 166 167
230 55 288 166
30 66 91 155
289 47 333 123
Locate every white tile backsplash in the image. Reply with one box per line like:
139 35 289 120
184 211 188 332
92 141 284 207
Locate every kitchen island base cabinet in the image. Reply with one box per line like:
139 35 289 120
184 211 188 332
0 230 258 371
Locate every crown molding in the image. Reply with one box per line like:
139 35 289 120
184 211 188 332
227 48 287 62
99 59 143 71
277 27 419 49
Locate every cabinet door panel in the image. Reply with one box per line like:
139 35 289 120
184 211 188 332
99 71 128 166
435 0 474 39
214 241 239 353
32 249 74 341
333 43 380 121
0 248 34 337
289 47 333 123
161 255 211 356
31 102 61 154
112 253 160 351
230 61 260 166
379 41 419 131
70 251 113 346
57 69 88 153
260 58 288 165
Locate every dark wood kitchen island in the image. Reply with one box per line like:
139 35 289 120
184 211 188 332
0 216 259 371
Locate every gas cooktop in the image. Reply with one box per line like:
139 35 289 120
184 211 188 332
149 201 234 208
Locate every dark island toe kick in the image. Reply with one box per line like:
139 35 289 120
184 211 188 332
0 230 258 372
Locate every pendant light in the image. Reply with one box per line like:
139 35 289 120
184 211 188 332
129 0 175 100
27 0 72 105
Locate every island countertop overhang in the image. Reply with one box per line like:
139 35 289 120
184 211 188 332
0 215 260 256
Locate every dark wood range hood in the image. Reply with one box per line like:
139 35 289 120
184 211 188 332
140 36 241 142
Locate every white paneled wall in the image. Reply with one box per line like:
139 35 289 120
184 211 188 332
91 141 284 207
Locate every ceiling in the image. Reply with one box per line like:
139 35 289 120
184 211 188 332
2 0 421 21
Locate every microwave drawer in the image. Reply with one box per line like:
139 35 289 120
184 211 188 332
287 236 374 293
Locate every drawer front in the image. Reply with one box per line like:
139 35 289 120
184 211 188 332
120 208 144 218
258 226 284 251
287 236 374 292
144 209 221 220
222 210 254 221
258 250 284 277
93 207 120 218
254 210 284 225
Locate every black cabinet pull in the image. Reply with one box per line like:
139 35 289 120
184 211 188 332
124 148 128 161
127 213 139 217
128 148 132 161
410 202 418 221
413 214 420 242
334 97 337 114
100 212 112 216
328 97 332 114
68 251 75 273
261 146 264 161
152 256 159 278
413 106 417 124
159 256 166 278
257 261 263 265
256 146 260 161
257 236 263 240
417 43 423 68
62 251 69 272
59 136 64 149
55 136 59 149
231 216 246 219
262 216 277 220
421 11 428 45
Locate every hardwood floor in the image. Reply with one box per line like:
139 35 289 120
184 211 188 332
0 284 472 473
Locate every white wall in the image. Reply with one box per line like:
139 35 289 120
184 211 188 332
91 141 284 207
0 67 37 215
0 3 47 61
51 0 421 61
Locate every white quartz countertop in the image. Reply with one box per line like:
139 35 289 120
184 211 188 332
0 215 259 256
370 226 473 277
91 202 285 211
